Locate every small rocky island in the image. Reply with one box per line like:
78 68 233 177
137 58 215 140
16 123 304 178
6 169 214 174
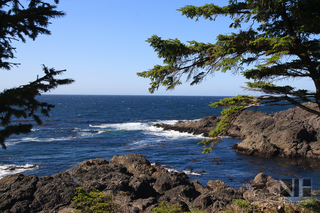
155 102 320 158
0 154 295 212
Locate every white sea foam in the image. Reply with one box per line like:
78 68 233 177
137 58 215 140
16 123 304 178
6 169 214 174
30 137 74 142
77 130 105 137
90 120 206 150
78 132 94 137
89 122 150 131
130 138 164 148
166 167 179 173
0 163 39 179
149 119 207 139
89 119 205 140
146 129 205 140
164 166 205 176
89 119 186 131
182 170 204 176
152 119 185 125
8 119 204 147
5 136 74 146
150 163 204 176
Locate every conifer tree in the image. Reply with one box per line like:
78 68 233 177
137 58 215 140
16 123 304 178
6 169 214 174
0 0 74 148
138 0 320 152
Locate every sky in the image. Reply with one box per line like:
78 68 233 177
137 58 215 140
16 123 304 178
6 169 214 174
0 0 316 96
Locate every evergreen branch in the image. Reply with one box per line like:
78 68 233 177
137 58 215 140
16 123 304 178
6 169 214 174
0 65 74 148
140 0 320 154
200 95 258 153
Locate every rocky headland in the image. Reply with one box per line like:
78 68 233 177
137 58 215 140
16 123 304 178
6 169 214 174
0 154 292 213
154 102 320 158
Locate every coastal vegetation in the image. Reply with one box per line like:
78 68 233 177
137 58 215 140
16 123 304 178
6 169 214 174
71 186 320 213
0 0 74 149
72 187 119 213
138 0 320 152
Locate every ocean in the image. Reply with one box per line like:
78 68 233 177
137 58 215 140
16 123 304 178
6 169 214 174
1 95 320 190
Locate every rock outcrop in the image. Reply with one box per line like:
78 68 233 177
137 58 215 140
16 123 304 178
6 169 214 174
230 103 320 158
0 172 78 213
0 154 287 213
155 103 320 158
154 116 220 137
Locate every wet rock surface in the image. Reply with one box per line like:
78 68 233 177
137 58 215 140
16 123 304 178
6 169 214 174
155 103 320 158
0 154 287 212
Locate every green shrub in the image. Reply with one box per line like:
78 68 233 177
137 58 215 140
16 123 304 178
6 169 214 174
232 199 255 209
151 201 183 213
298 198 320 213
72 187 118 213
230 199 260 213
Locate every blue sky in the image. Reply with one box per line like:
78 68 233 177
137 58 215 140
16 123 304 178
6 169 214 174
1 0 315 96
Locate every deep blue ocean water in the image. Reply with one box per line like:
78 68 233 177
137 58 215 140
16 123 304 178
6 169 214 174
1 95 320 190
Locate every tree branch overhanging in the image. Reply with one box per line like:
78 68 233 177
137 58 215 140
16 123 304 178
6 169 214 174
0 1 73 148
138 0 320 153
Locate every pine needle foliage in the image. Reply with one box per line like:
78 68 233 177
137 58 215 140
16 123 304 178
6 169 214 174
137 0 320 114
138 0 320 152
0 65 74 148
0 0 74 148
0 0 65 70
199 95 257 153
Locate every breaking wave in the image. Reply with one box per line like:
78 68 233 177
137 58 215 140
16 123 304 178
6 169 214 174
0 163 39 179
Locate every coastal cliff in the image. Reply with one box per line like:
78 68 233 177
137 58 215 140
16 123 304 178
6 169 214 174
155 103 320 158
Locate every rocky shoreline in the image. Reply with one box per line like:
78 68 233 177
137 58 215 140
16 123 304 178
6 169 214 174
155 103 320 158
0 154 295 213
2 104 320 212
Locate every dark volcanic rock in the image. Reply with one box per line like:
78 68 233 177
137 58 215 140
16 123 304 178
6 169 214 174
206 179 228 192
31 172 78 212
154 102 320 158
110 153 166 177
192 193 217 211
0 172 78 213
0 154 293 213
153 171 190 194
230 102 320 158
67 158 131 193
131 197 156 211
154 116 220 137
191 180 209 194
128 176 157 199
0 174 38 212
243 172 283 203
161 184 200 202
